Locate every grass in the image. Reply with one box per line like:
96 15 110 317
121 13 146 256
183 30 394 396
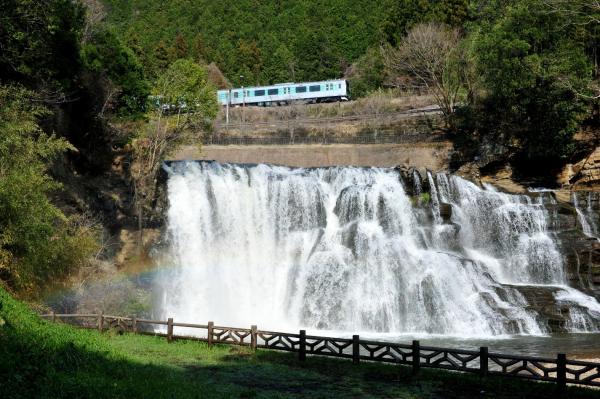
1 287 599 399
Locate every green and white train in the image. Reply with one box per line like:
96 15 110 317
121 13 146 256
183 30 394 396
217 79 349 106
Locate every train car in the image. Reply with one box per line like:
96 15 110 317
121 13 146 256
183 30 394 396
217 79 349 106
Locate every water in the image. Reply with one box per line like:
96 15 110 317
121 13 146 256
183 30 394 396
573 192 600 240
157 162 600 339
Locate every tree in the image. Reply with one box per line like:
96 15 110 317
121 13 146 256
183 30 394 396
0 85 97 292
130 60 218 252
153 41 171 73
0 0 85 95
238 39 263 85
262 44 296 83
81 0 107 43
541 0 600 99
383 22 464 124
542 0 600 26
81 28 150 115
347 47 386 98
468 0 593 161
191 33 209 63
380 0 470 46
169 33 189 61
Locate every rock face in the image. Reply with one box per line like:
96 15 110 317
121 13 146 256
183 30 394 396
562 146 600 187
563 192 600 297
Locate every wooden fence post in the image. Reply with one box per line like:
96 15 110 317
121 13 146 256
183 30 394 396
51 311 56 323
251 325 257 351
480 347 488 377
132 316 137 333
352 335 360 364
98 312 104 332
412 340 420 375
167 318 174 343
557 353 567 392
299 330 306 362
208 321 214 347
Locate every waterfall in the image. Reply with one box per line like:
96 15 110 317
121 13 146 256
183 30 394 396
412 169 422 200
157 161 600 337
573 192 600 240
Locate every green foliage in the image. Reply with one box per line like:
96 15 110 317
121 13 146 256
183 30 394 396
410 192 431 206
81 28 150 115
348 47 386 98
0 85 98 292
381 0 471 46
0 0 85 91
466 0 593 161
101 0 392 85
154 59 218 121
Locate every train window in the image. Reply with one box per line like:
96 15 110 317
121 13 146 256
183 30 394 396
339 84 341 89
255 89 265 96
309 85 320 92
296 86 307 93
268 88 278 95
233 92 239 98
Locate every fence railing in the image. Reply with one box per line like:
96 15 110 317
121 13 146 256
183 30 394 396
41 313 600 390
214 109 441 129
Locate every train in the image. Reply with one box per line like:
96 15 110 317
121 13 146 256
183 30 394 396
217 79 349 106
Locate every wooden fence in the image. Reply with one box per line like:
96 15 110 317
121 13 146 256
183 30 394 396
41 313 600 390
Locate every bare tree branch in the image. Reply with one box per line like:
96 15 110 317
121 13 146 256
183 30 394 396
541 0 600 26
382 22 464 126
81 0 107 43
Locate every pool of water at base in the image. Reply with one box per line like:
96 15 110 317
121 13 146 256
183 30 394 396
306 331 600 360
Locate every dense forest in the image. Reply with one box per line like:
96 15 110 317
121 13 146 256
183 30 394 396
101 0 471 87
0 0 599 294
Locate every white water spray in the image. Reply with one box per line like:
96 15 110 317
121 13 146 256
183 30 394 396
157 162 600 337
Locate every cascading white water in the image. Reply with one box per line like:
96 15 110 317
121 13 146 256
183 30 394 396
157 161 600 337
573 192 600 241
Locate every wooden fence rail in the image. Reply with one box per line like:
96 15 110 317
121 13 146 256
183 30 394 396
41 312 600 390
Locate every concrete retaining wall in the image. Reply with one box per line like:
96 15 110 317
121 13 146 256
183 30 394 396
171 142 453 170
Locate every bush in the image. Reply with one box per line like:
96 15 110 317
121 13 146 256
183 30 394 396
0 85 98 294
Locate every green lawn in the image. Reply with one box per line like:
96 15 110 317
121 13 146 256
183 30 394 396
1 287 599 398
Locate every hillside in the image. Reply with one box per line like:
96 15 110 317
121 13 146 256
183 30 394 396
101 0 392 85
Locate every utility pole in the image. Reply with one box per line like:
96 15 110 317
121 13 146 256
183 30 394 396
225 88 230 127
240 75 245 137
